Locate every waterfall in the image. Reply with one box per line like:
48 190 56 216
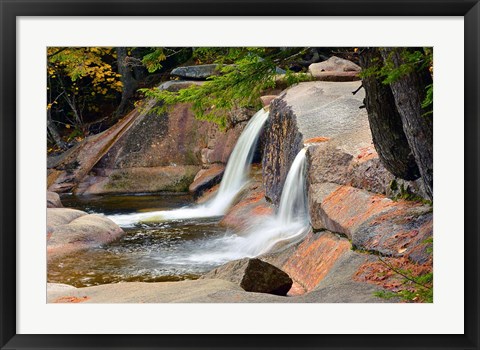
208 107 269 213
109 108 269 226
277 148 309 227
230 147 310 256
181 148 310 264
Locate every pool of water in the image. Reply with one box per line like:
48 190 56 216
48 194 233 287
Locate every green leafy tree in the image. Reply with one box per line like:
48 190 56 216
140 47 313 128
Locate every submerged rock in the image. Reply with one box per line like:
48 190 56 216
202 258 293 296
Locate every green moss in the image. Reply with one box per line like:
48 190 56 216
105 172 131 191
392 183 433 206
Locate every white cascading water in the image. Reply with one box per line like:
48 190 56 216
181 148 310 264
109 108 269 226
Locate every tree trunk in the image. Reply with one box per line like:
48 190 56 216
359 48 420 181
381 48 433 199
47 110 66 150
115 47 136 119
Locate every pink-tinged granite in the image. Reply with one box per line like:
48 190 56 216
309 183 432 262
219 183 274 231
47 208 124 262
281 231 351 293
189 164 225 197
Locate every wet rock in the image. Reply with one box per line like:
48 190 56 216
170 64 221 80
80 165 200 195
219 181 274 231
309 56 361 81
47 191 63 208
47 208 124 261
196 184 220 204
189 165 225 198
203 258 293 296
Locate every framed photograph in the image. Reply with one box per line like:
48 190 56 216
1 0 478 349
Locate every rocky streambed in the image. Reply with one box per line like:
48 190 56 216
47 58 433 303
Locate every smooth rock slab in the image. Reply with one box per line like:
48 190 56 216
47 208 124 261
47 208 87 233
80 165 200 195
202 258 293 296
308 183 433 261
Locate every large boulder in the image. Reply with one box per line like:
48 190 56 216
47 208 124 261
202 258 293 296
170 64 221 80
47 208 86 232
308 56 361 81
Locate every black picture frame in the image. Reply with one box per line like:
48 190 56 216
1 1 478 349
